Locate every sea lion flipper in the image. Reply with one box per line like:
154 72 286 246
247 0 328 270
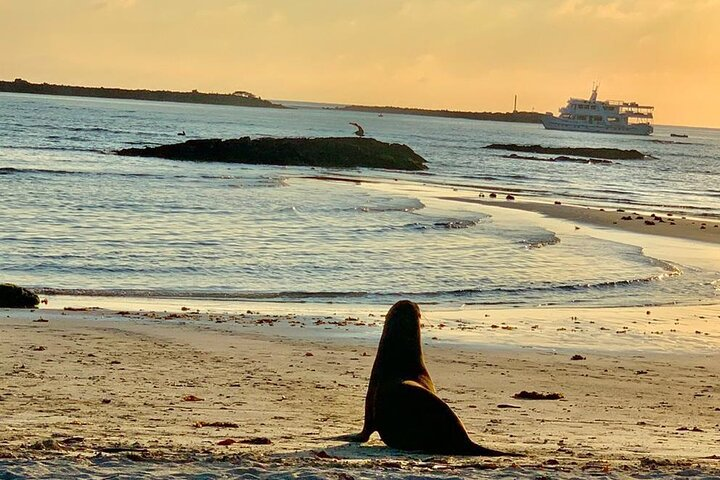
334 431 371 443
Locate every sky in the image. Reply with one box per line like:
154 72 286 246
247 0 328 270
1 0 719 127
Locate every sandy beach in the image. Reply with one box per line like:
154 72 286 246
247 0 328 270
1 299 719 478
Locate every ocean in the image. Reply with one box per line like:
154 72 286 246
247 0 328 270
1 92 718 308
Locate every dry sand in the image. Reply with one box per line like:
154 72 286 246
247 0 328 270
1 304 718 478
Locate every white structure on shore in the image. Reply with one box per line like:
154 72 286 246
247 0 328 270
542 85 654 135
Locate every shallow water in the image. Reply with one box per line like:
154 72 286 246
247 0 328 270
1 93 718 307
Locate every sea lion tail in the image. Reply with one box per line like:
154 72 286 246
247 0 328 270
465 441 523 457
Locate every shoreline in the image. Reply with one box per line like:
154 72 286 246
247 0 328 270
311 174 720 247
447 196 720 245
1 306 718 477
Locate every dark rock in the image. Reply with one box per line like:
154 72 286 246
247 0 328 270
506 194 515 201
116 137 427 171
503 153 613 164
513 391 564 400
486 144 647 160
0 284 39 308
489 193 497 198
241 437 272 445
29 439 65 451
433 220 477 229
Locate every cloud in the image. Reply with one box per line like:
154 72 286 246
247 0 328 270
554 0 680 21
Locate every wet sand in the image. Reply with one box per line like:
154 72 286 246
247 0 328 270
447 196 720 245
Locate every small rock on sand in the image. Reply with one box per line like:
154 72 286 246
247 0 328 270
513 391 564 400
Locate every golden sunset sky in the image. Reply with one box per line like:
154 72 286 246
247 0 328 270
1 0 718 127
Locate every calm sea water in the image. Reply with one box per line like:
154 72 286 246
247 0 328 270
1 92 718 307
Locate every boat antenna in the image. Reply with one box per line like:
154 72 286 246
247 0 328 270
590 82 598 103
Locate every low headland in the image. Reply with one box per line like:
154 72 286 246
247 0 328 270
0 78 284 109
336 104 545 124
116 137 428 171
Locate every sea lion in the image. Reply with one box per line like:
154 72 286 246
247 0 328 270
345 300 514 456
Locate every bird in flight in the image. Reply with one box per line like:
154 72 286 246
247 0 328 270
349 122 365 137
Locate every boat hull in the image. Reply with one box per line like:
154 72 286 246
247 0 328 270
541 116 653 136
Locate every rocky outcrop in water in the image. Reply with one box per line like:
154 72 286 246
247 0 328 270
0 283 39 308
485 144 647 160
504 153 614 165
116 137 428 171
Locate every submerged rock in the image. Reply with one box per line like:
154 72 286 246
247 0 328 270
0 283 39 308
486 144 647 160
116 137 428 171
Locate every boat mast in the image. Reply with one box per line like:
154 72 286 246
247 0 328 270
589 82 598 102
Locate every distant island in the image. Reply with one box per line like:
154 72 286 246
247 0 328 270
336 104 545 124
2 78 547 123
0 78 285 109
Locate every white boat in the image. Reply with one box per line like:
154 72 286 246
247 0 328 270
542 85 654 135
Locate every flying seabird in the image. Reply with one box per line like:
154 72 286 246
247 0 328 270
349 122 365 137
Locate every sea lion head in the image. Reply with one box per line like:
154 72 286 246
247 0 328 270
383 300 422 338
377 300 424 365
373 300 434 391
